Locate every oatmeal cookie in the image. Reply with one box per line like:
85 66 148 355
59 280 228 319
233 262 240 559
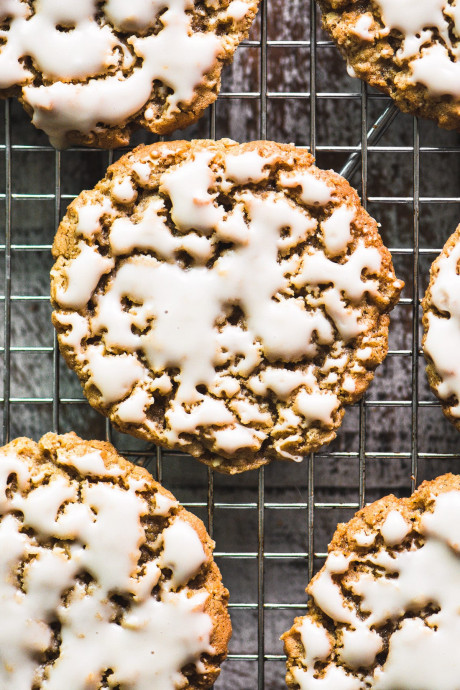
0 0 259 148
51 139 403 473
422 224 460 430
282 474 460 689
0 431 230 689
317 0 460 131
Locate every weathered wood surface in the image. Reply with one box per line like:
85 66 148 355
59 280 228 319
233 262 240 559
0 1 459 686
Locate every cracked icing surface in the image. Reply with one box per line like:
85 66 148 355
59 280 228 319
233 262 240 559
282 474 460 690
0 0 259 148
0 432 230 689
423 224 460 430
317 0 460 131
51 139 403 474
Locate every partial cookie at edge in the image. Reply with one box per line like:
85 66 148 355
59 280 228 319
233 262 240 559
422 223 460 431
316 0 460 131
0 431 230 689
0 0 259 148
282 473 460 689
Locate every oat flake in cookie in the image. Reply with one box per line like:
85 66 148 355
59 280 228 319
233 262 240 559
0 431 230 689
50 139 403 474
0 0 259 149
282 474 460 689
317 0 460 131
423 224 460 430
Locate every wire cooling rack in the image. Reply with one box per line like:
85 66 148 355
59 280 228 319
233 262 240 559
1 1 460 688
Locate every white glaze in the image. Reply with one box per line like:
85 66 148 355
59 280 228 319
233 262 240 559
226 0 250 21
422 490 460 551
112 177 137 204
53 313 89 350
342 375 356 394
0 443 214 689
159 519 207 589
224 150 274 183
294 389 340 426
109 197 214 261
230 398 272 425
153 492 179 517
248 368 316 400
0 0 252 147
298 618 331 664
294 490 460 689
52 241 115 310
104 0 169 31
351 14 375 41
279 170 333 206
424 240 460 416
321 205 354 257
55 448 123 477
353 530 376 547
367 0 460 97
76 198 114 239
212 423 266 453
357 347 373 361
380 510 411 546
291 610 362 689
131 161 151 185
0 0 119 84
292 664 362 690
115 387 151 424
339 627 383 669
294 241 382 302
83 345 147 405
53 148 397 458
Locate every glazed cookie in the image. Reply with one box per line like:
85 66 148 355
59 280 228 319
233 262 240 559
317 0 460 131
0 432 230 689
282 474 460 689
0 0 259 148
51 139 403 473
423 224 460 429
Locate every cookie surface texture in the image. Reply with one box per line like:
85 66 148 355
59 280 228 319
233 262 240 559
317 0 460 131
0 432 230 689
422 224 460 430
0 0 259 148
282 474 460 689
51 139 403 473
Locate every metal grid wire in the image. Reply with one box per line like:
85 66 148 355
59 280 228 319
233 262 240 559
1 1 460 688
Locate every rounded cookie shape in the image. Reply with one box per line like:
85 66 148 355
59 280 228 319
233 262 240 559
51 139 403 474
317 0 460 131
282 474 460 689
0 431 230 689
0 0 259 148
422 224 460 429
